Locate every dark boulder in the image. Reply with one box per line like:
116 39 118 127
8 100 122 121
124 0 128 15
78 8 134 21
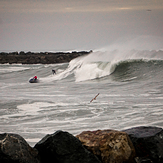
0 133 40 163
123 126 163 163
34 130 101 163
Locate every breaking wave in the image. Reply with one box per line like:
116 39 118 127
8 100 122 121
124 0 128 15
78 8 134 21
48 50 163 82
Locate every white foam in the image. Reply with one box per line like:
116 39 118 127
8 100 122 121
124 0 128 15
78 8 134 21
17 102 56 116
0 66 30 73
16 101 80 116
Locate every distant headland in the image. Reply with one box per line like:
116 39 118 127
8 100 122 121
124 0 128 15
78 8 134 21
0 50 92 64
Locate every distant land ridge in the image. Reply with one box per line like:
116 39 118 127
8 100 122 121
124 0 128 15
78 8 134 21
0 50 92 64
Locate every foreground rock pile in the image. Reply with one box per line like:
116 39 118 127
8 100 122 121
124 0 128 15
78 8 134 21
0 51 92 64
0 126 162 163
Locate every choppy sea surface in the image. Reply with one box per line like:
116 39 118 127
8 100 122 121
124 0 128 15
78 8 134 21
0 50 163 146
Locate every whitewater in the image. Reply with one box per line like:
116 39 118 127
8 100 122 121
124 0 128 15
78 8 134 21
0 49 163 146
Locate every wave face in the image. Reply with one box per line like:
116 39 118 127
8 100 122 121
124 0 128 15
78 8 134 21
52 50 163 82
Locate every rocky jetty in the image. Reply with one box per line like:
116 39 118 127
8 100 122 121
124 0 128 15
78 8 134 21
0 126 162 163
0 51 92 64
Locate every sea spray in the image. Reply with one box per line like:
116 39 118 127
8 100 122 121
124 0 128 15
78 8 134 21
36 49 163 82
73 49 163 82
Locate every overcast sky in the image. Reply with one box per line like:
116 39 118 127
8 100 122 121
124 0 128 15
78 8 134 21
0 0 163 52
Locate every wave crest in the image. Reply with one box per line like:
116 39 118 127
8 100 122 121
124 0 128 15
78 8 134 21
39 50 163 82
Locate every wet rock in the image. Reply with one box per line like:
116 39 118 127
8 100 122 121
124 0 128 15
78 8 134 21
0 133 40 163
76 129 136 163
34 130 101 163
123 126 163 163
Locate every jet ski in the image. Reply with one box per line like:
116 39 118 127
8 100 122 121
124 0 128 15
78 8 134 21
29 76 39 83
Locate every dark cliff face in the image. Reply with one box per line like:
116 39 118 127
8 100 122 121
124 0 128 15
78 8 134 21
0 51 92 64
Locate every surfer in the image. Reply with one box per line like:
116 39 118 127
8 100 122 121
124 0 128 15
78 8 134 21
52 69 56 75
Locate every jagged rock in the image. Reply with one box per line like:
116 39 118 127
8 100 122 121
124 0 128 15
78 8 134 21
123 126 163 163
0 133 40 163
34 130 101 163
76 129 136 163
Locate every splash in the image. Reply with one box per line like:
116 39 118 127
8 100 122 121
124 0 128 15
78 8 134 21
40 36 163 82
38 49 163 83
73 49 163 82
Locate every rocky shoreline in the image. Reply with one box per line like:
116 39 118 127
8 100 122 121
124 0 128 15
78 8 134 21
0 51 92 64
0 126 162 163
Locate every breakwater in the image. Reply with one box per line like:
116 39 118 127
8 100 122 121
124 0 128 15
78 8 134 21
0 51 92 64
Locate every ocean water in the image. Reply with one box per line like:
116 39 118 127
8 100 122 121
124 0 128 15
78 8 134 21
0 50 163 146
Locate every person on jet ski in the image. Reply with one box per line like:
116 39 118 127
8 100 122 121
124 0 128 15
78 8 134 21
33 76 37 81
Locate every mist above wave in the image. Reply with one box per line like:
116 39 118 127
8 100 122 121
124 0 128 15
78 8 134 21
96 35 163 51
